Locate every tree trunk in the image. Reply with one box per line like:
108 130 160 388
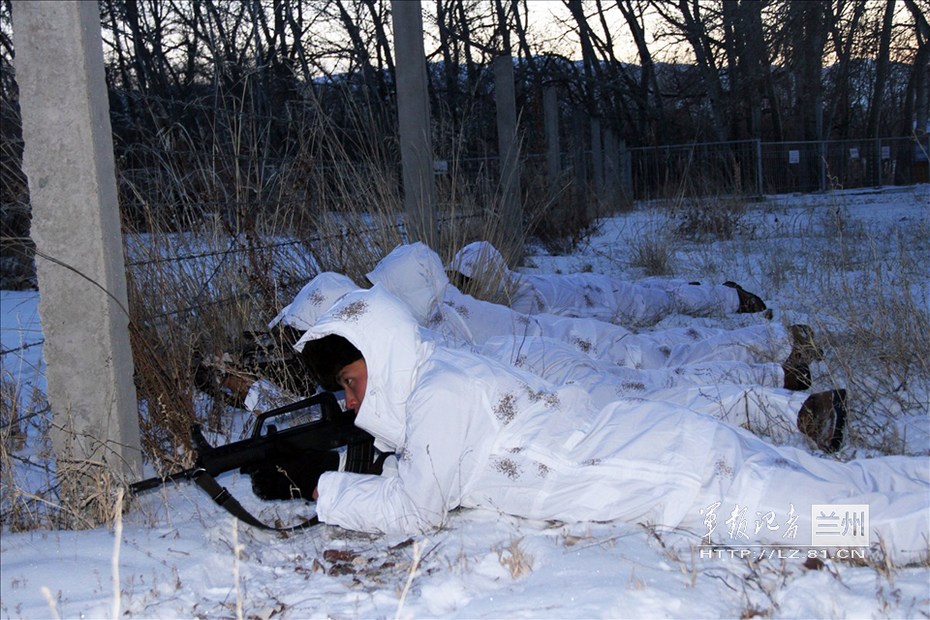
866 0 896 185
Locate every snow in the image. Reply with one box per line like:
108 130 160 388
2 186 929 619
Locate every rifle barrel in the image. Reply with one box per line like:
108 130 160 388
128 467 201 495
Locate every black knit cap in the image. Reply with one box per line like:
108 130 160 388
300 334 364 392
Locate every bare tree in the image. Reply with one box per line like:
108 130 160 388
822 0 867 140
435 0 462 128
564 0 605 107
334 0 382 98
614 0 666 141
903 0 928 136
779 1 831 141
362 0 396 91
866 0 897 144
650 0 729 141
719 0 781 141
426 0 500 156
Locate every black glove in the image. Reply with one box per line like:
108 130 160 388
244 450 340 501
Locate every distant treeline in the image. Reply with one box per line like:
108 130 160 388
0 1 926 284
2 0 926 155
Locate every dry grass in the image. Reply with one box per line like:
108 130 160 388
670 195 750 242
649 184 928 457
629 224 677 276
497 537 534 579
770 203 930 454
0 362 55 531
1 371 133 531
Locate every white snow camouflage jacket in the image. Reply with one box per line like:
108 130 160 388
295 286 929 566
295 285 720 535
450 240 742 325
367 242 792 370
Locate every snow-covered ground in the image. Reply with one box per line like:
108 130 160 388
1 186 928 619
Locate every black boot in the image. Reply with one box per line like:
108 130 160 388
782 324 825 390
723 281 769 314
797 389 847 453
783 361 811 390
788 324 824 361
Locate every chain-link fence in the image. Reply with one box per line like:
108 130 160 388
624 135 928 200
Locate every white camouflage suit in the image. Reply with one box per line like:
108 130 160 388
367 244 818 445
257 269 803 446
451 241 744 325
297 286 929 565
368 242 792 377
479 334 814 446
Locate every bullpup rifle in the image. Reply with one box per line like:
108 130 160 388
129 391 378 530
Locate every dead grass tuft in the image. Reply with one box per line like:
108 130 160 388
629 226 676 276
497 537 534 579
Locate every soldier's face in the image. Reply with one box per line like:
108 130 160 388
337 358 367 413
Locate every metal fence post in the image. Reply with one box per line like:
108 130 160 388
819 139 827 191
755 139 763 196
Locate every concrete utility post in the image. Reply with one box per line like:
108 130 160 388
391 0 438 249
572 109 588 210
494 54 524 264
544 84 561 204
590 116 603 217
13 1 142 526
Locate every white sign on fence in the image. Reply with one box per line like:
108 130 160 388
788 150 800 164
849 147 860 160
881 146 891 160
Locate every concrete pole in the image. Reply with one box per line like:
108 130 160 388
620 139 632 199
494 54 524 264
603 127 618 208
590 116 603 217
544 84 561 204
391 0 438 249
572 109 588 211
13 1 142 526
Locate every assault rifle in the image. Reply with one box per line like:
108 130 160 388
129 391 379 530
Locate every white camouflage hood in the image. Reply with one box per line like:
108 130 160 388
268 272 360 331
366 242 449 325
295 285 432 451
449 241 512 284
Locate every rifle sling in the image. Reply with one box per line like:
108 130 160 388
191 469 320 532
